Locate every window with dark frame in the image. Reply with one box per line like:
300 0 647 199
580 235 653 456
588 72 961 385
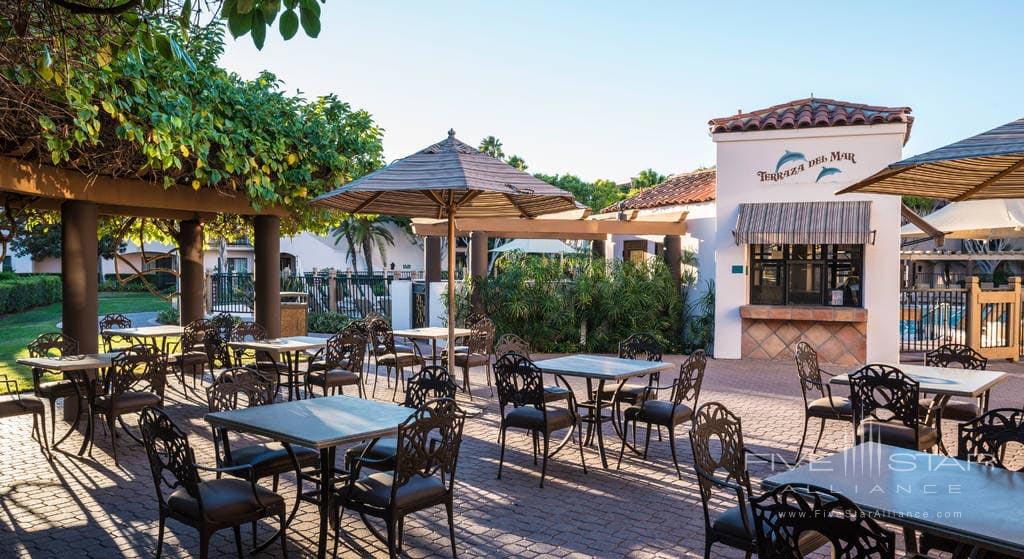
749 244 863 307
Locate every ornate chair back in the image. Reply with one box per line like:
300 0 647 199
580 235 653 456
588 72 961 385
618 333 663 362
926 343 987 370
494 333 531 360
689 402 754 540
139 406 202 511
99 313 133 351
391 398 466 501
848 364 920 434
206 367 276 413
958 408 1024 471
672 350 707 406
28 332 78 359
404 366 457 408
494 353 545 411
227 321 267 366
106 345 164 398
794 342 826 404
751 484 895 558
467 317 496 356
323 327 367 373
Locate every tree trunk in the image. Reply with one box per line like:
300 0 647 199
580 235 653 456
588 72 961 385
362 238 374 275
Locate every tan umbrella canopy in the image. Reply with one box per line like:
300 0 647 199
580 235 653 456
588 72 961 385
839 118 1024 200
313 129 577 374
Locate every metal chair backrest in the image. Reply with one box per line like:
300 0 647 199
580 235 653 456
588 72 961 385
206 367 275 413
848 364 920 432
494 353 546 411
139 406 201 509
673 350 706 406
324 328 367 373
689 402 754 539
794 341 825 402
751 483 895 558
106 345 163 397
466 317 496 355
211 312 239 339
229 321 267 342
925 343 988 370
618 333 663 362
464 312 486 329
182 319 217 352
404 366 457 408
392 398 466 498
99 314 133 351
494 333 531 360
958 408 1024 471
27 332 78 358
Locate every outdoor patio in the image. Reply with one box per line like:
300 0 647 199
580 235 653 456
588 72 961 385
2 356 1022 558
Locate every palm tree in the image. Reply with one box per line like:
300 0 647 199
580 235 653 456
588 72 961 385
632 168 666 190
506 154 528 171
331 215 398 274
478 136 505 160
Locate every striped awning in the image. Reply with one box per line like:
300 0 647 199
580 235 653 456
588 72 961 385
733 201 873 245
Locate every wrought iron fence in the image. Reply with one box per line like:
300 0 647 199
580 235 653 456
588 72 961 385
335 273 391 319
210 273 254 314
980 301 1011 349
899 288 967 352
292 273 331 313
412 281 427 328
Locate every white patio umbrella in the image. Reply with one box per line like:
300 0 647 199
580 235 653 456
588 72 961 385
312 130 577 375
901 199 1024 239
490 238 579 254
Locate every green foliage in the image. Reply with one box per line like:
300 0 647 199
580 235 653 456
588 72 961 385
902 195 939 215
680 279 715 354
4 20 383 237
632 168 667 189
478 136 505 160
156 307 181 325
533 173 627 212
0 274 62 315
450 254 684 353
307 312 351 334
12 220 123 261
506 155 527 171
331 215 410 274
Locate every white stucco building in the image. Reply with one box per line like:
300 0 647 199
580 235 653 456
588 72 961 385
709 98 910 364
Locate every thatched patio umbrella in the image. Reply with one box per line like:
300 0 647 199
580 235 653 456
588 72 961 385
313 129 577 374
839 118 1024 200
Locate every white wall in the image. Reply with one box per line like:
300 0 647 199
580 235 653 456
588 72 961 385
284 226 425 275
713 123 906 362
390 280 413 330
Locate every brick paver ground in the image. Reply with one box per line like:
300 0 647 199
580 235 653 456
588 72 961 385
2 355 1022 558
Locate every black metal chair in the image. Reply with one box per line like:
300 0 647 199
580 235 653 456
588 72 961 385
91 344 166 465
793 341 853 463
345 365 458 472
99 313 133 352
618 350 706 478
494 353 586 488
211 312 240 368
751 483 894 558
689 402 828 559
168 319 216 395
305 328 366 398
444 317 495 399
139 406 288 559
335 398 466 559
849 364 938 452
227 321 287 391
0 374 48 456
372 327 424 402
494 333 570 403
920 408 1024 557
26 332 79 449
207 367 319 547
923 343 990 421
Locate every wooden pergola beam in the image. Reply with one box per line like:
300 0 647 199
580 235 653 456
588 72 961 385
901 203 945 247
411 213 687 239
0 157 288 218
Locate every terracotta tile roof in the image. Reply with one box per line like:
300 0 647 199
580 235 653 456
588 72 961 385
602 169 716 213
708 98 914 144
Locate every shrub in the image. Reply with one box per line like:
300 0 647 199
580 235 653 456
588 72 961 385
156 308 180 325
307 312 351 334
449 254 685 353
0 274 62 315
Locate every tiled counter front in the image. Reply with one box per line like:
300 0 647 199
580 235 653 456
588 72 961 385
739 305 868 365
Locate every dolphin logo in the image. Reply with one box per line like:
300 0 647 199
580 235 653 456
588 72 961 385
775 150 806 172
816 167 842 182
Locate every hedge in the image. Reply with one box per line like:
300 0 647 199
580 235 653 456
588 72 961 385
307 312 351 334
0 273 62 315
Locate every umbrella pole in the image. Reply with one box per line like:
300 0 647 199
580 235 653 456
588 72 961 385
447 211 456 378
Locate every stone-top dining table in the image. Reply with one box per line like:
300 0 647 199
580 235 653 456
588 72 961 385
763 442 1024 556
532 354 674 468
17 352 120 455
391 327 472 363
227 336 327 401
205 395 414 559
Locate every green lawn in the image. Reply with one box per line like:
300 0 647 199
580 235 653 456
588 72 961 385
0 292 172 394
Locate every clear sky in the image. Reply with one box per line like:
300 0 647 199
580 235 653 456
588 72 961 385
221 1 1023 184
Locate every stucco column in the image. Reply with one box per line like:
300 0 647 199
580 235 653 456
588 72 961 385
425 237 441 282
664 235 682 291
254 215 281 337
177 219 204 325
61 201 98 354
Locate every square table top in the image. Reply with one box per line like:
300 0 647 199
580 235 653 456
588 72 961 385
205 395 414 449
831 362 1008 397
533 354 673 381
392 327 472 340
102 325 184 338
763 442 1024 555
17 352 119 372
228 336 327 353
